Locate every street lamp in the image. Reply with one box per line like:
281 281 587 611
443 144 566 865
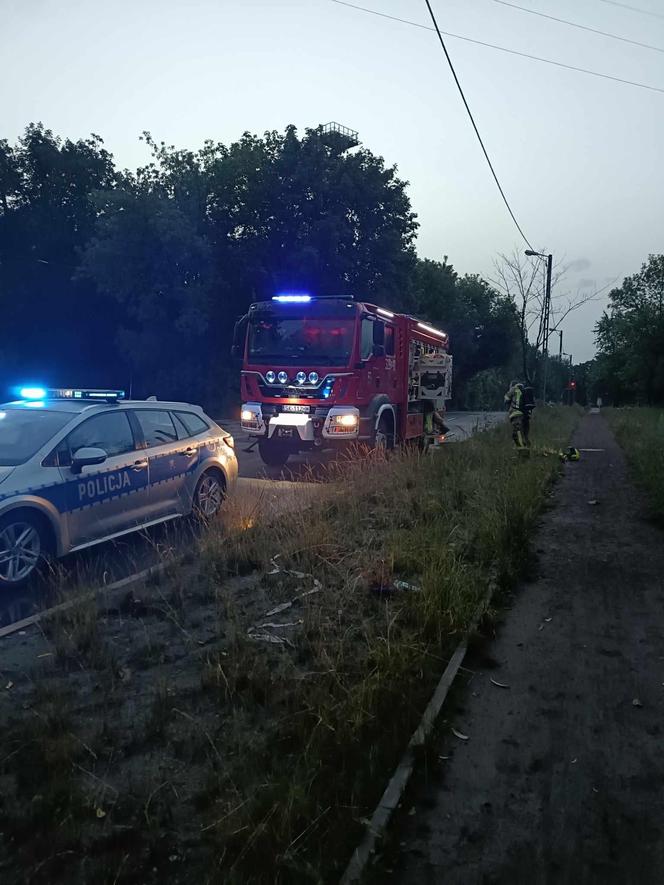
525 250 553 402
554 328 563 360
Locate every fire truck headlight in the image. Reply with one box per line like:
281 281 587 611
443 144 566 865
277 371 288 384
296 372 306 384
266 371 276 383
241 409 255 422
308 372 319 384
337 413 358 428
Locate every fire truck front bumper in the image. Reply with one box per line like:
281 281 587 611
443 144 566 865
240 403 361 442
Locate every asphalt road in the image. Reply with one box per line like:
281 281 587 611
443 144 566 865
380 413 664 884
0 411 504 629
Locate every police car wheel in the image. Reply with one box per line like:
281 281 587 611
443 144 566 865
193 471 225 520
0 515 47 588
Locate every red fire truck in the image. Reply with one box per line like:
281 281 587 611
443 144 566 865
235 293 452 466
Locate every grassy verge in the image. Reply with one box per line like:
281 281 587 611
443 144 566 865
604 407 664 523
0 407 578 884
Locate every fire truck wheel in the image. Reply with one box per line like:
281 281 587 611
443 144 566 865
258 440 290 467
374 415 395 451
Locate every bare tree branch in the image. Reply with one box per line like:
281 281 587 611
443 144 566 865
491 250 612 385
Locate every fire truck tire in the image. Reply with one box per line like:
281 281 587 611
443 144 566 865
258 440 290 467
374 414 395 451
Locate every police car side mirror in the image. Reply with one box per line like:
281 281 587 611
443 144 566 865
71 447 108 474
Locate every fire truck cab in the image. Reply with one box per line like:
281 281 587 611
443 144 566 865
236 293 452 466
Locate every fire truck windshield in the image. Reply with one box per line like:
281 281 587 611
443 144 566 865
248 312 355 366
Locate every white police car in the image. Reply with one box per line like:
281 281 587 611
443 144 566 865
0 388 238 588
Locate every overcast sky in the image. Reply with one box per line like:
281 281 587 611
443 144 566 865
3 0 664 360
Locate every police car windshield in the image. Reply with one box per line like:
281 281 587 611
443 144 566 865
248 313 355 366
0 408 72 466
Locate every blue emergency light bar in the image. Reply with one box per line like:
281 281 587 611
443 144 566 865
19 387 47 400
19 387 126 401
57 388 126 401
272 294 312 303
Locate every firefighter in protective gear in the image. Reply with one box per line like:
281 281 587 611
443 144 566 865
423 403 449 438
504 380 530 450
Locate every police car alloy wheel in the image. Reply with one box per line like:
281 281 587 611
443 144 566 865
0 516 44 586
194 472 224 519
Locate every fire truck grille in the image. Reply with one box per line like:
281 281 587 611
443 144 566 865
258 384 322 399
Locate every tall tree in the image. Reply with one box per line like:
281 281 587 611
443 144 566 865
2 121 530 412
79 125 419 405
594 254 664 404
0 124 123 393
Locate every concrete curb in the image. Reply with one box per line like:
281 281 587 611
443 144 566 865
340 594 490 884
0 562 169 640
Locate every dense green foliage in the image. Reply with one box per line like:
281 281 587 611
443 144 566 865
1 123 522 410
0 125 121 391
592 255 664 405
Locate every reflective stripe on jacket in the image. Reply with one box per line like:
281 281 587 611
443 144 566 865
505 384 524 419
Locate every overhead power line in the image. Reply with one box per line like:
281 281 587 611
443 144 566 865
422 0 534 249
597 0 664 21
494 0 664 54
330 0 664 95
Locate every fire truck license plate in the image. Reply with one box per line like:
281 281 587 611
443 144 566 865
282 404 308 413
278 427 295 438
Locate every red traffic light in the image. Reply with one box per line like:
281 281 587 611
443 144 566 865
569 380 577 389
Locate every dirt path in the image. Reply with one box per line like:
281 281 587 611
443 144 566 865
388 413 664 884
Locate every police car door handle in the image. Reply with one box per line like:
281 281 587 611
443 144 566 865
132 459 148 470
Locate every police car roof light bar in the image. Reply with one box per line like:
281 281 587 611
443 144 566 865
50 388 126 401
19 387 47 400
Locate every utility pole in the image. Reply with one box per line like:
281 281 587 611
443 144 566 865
541 253 553 403
555 329 563 402
525 250 554 402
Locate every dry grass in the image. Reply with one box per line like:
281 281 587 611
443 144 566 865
0 407 578 884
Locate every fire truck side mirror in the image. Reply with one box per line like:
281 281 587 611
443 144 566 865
231 314 248 360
